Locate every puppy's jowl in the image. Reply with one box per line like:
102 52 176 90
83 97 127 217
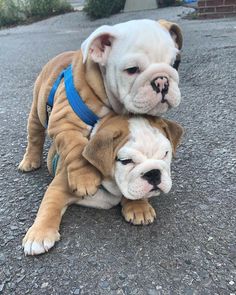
23 115 183 255
19 19 183 198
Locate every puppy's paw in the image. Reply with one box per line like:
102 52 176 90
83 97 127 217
22 225 60 256
68 168 101 197
18 155 41 172
122 200 156 225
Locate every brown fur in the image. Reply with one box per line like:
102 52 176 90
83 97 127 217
21 22 184 252
22 114 130 253
158 20 183 67
82 113 130 178
158 20 183 50
19 21 182 197
22 167 71 253
121 197 157 225
148 117 184 156
83 115 184 226
19 50 110 196
23 114 183 254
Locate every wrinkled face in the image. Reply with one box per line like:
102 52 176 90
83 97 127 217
82 19 181 115
114 118 173 200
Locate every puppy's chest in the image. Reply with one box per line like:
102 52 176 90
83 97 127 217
102 179 122 197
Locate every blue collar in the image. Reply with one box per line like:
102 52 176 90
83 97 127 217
47 64 99 127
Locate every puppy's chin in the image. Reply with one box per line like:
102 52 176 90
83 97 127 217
122 84 180 115
124 187 161 200
124 92 169 115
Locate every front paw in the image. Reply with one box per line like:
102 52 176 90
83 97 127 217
18 155 41 172
22 225 60 256
122 200 156 225
68 168 101 197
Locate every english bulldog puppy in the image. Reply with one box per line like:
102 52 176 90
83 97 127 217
18 19 183 199
22 114 183 255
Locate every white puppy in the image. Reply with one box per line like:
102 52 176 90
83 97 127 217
82 19 183 115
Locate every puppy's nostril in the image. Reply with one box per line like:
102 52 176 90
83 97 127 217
151 76 169 101
151 80 160 94
142 169 161 186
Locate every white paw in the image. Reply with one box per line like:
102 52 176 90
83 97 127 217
22 226 60 256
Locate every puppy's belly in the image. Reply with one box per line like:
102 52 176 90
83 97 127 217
76 189 122 209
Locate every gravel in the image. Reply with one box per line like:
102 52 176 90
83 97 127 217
0 6 235 295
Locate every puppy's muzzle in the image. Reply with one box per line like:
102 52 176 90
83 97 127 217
151 76 169 103
142 169 161 191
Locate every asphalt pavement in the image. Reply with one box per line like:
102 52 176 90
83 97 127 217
0 6 235 295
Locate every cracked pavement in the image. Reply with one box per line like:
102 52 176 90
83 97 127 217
0 6 235 295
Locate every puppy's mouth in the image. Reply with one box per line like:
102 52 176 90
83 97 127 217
158 98 171 108
150 185 161 193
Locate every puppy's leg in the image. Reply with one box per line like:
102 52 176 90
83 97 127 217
121 197 156 225
22 171 72 255
53 130 101 197
19 81 45 172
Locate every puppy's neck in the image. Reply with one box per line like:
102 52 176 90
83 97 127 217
102 178 122 197
72 52 111 115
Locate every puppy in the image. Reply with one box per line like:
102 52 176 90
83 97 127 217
18 19 183 198
22 114 183 255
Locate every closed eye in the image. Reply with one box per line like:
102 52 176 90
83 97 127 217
125 67 140 75
116 158 134 165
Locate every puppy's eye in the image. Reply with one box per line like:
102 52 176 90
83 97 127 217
164 151 169 157
116 158 134 165
125 67 140 75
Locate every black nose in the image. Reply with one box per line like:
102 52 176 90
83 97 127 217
142 169 161 186
150 76 169 103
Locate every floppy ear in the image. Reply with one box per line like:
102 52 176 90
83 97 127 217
82 129 121 178
162 118 184 156
81 25 116 65
158 20 183 50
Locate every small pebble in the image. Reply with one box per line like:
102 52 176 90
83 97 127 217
99 280 109 289
16 275 25 283
147 289 158 295
73 288 81 295
41 282 48 288
0 283 5 292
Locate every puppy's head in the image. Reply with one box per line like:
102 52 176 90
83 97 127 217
81 19 183 115
83 115 183 200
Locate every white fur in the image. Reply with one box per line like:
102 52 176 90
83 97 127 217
76 188 122 209
114 117 172 200
23 117 174 255
81 19 181 115
23 237 57 256
79 117 173 207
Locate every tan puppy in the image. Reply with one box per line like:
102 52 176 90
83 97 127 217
18 19 183 197
23 114 183 255
18 51 106 196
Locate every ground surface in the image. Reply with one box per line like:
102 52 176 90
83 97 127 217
0 6 235 295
